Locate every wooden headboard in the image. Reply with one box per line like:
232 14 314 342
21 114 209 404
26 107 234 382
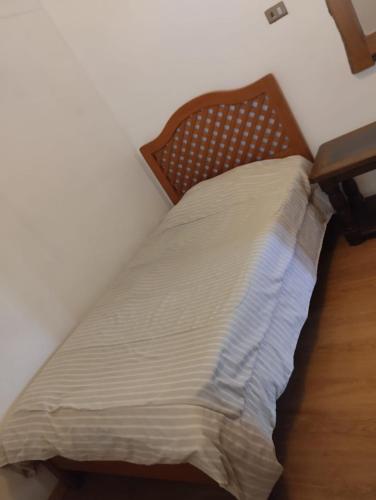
140 74 312 204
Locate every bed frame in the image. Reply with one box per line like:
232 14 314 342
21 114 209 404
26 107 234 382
47 74 312 491
140 74 312 203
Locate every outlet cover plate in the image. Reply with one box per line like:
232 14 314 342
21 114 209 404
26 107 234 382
265 2 288 24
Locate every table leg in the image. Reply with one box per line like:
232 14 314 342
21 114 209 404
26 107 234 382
342 178 365 213
320 181 364 245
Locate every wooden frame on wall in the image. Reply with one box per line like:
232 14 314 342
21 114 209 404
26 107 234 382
326 0 376 74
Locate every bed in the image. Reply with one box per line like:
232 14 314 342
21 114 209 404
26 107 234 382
0 75 332 500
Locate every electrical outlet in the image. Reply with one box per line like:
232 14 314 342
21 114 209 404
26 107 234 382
265 2 288 24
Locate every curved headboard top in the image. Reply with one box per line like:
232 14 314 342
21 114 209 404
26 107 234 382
140 74 312 204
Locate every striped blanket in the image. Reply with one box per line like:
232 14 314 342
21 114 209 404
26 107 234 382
0 156 332 499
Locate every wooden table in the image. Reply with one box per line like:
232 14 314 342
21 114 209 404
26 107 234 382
311 121 376 245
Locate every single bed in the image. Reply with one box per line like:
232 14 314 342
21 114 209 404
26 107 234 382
0 75 332 500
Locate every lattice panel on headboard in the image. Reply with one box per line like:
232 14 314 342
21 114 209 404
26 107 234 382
141 75 312 204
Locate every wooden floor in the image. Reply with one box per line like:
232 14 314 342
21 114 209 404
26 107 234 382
59 230 376 500
271 230 376 500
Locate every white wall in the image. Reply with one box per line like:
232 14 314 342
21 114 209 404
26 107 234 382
0 467 56 500
41 0 376 195
0 1 168 499
353 0 376 34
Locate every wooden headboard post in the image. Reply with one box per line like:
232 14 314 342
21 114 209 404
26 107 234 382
140 74 312 204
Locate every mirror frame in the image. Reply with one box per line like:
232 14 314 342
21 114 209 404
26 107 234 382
327 0 376 74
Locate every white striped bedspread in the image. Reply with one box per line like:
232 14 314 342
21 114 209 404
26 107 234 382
0 156 332 499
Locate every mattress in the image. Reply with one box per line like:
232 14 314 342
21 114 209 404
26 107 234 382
0 156 332 500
